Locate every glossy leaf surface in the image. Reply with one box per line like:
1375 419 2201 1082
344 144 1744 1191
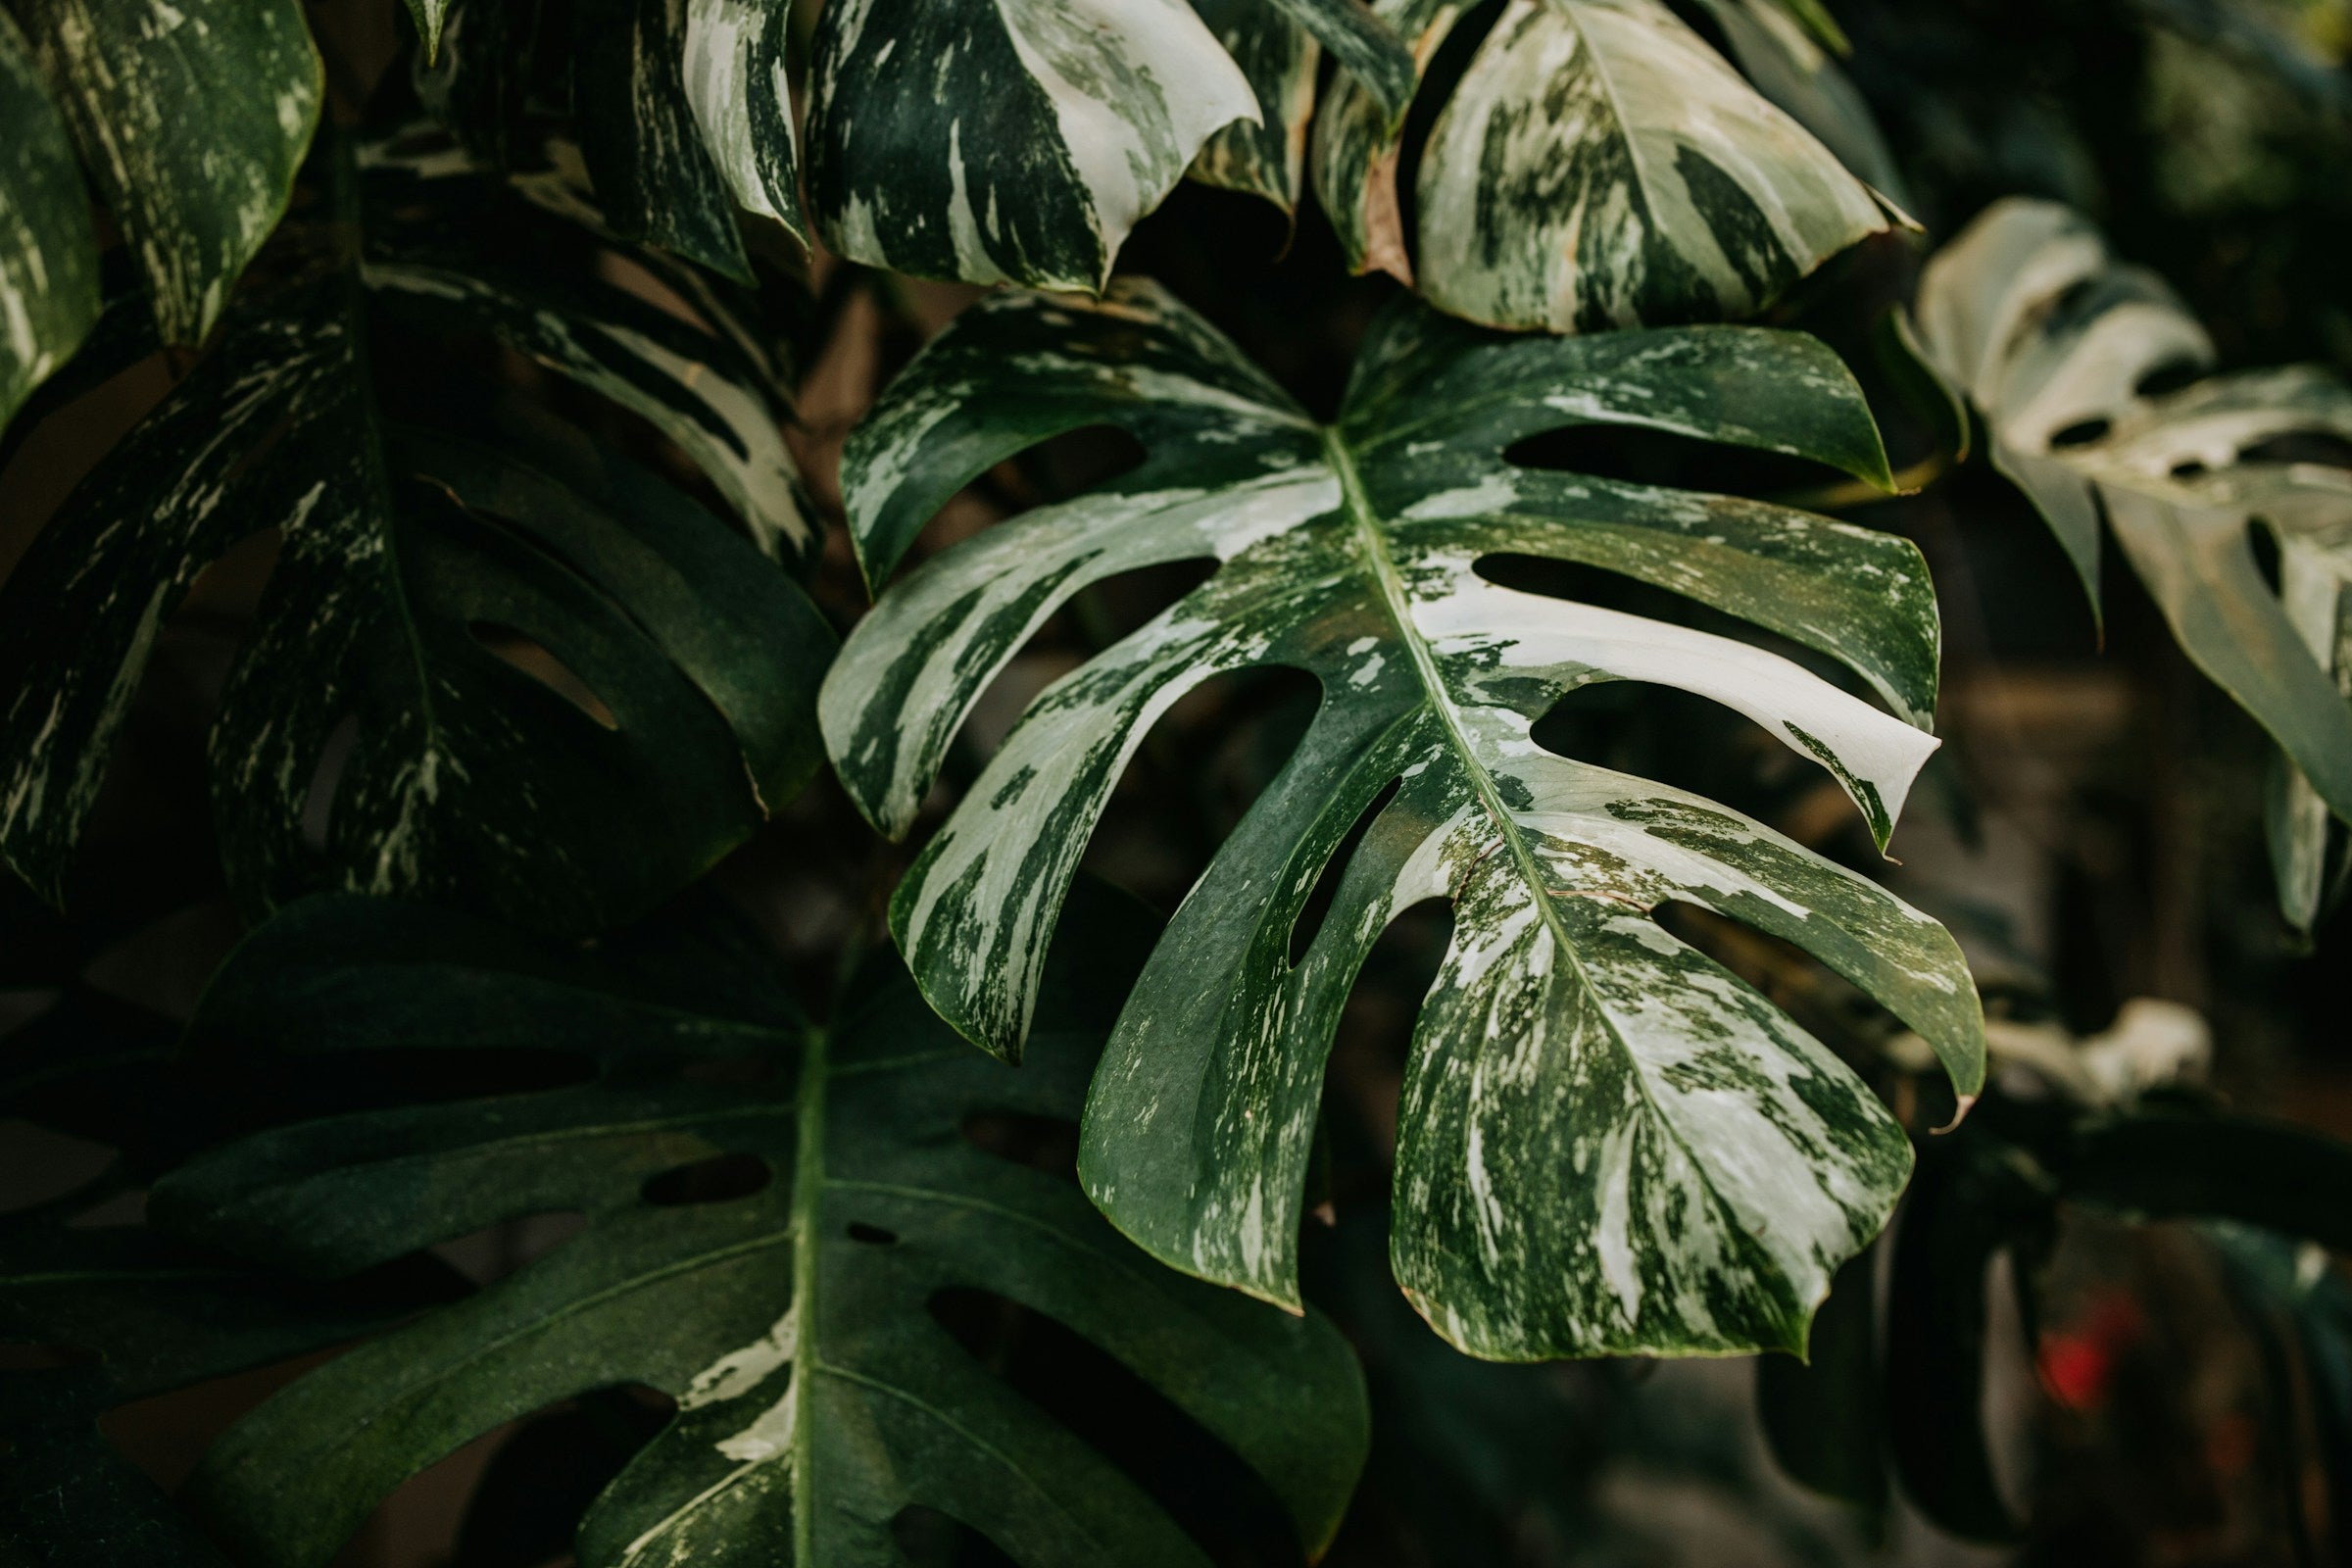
154 888 1370 1568
823 280 1984 1359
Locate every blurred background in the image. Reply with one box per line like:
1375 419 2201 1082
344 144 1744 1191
5 0 2352 1563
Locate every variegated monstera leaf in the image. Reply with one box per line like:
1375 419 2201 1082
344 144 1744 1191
7 0 320 347
414 0 808 278
1312 0 1906 333
805 0 1415 290
822 280 1984 1359
0 130 831 935
1916 199 2352 930
153 888 1369 1568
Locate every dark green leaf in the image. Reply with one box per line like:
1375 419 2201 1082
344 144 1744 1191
0 9 99 438
153 886 1370 1568
1757 1244 1886 1513
1885 1138 2045 1543
13 0 321 344
0 132 830 934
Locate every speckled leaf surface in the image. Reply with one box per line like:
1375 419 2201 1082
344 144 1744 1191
1917 199 2352 930
822 281 1984 1360
0 134 828 934
1310 0 1895 332
154 889 1369 1568
0 11 97 438
14 0 320 344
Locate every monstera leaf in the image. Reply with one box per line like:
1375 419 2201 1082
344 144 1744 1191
1916 199 2352 929
11 0 321 345
0 10 99 436
1311 0 1904 333
0 128 831 935
149 887 1369 1568
804 0 1413 291
0 1226 457 1568
821 280 1984 1359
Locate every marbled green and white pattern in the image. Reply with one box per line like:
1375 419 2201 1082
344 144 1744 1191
683 0 805 242
15 0 319 344
0 11 97 437
1412 0 1894 331
575 0 751 277
0 137 828 934
1918 200 2352 931
807 0 1259 289
804 0 1411 290
1187 0 1323 210
823 281 1984 1359
1310 0 1471 281
160 892 1367 1568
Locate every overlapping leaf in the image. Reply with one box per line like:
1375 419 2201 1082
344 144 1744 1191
12 0 321 345
151 887 1369 1568
804 0 1413 291
822 280 1984 1360
0 130 831 934
1312 0 1903 333
1916 199 2352 929
0 10 99 437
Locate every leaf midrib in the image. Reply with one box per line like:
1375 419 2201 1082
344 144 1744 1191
1323 426 1794 1322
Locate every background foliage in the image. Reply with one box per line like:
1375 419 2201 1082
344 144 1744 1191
5 0 2352 1564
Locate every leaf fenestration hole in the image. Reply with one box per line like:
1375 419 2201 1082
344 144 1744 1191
2048 417 2112 449
890 1505 1021 1568
847 1221 899 1246
679 1055 779 1086
961 1110 1082 1183
2133 359 2205 398
2249 521 2282 596
1503 423 1853 498
640 1152 771 1207
300 712 359 851
1290 776 1403 966
2240 430 2352 470
469 622 619 729
922 1288 1302 1565
434 1211 590 1286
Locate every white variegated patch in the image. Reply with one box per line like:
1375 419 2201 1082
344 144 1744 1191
682 0 804 241
825 281 1984 1359
808 0 1259 290
1414 0 1894 332
1919 200 2352 931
